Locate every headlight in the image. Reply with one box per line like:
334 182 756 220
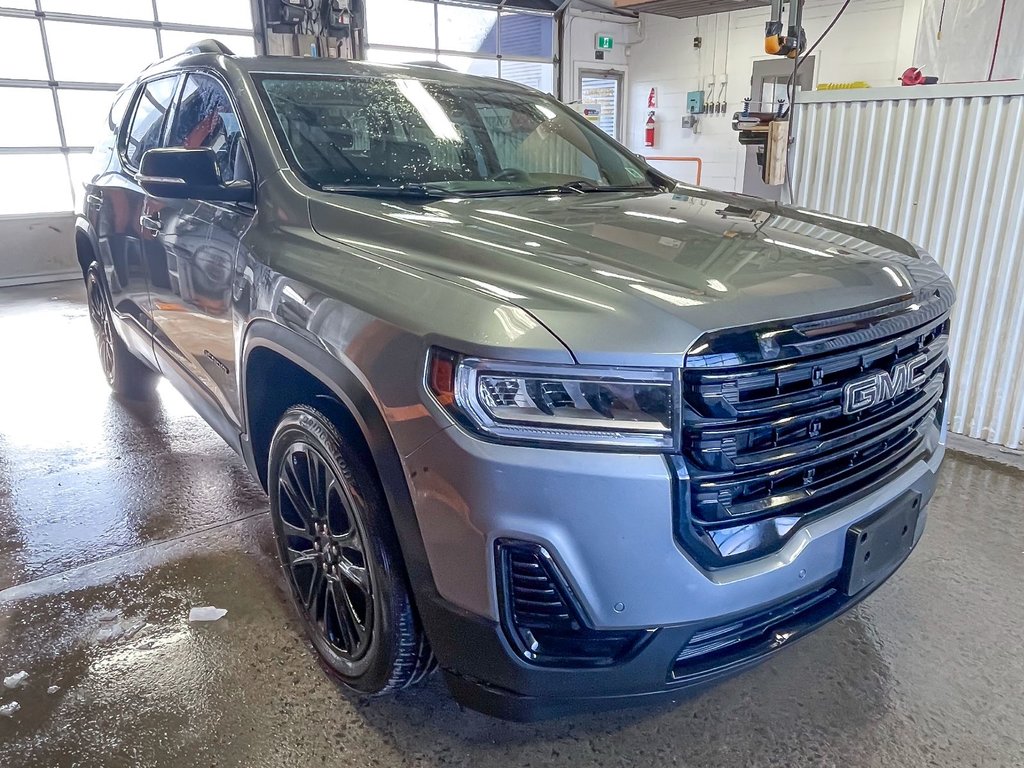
426 348 676 450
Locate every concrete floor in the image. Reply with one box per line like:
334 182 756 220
1 280 1023 768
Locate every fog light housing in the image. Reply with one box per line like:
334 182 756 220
496 540 651 667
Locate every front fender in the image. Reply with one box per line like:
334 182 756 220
239 319 453 640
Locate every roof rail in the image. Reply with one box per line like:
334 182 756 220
183 39 235 56
407 61 455 71
140 38 234 73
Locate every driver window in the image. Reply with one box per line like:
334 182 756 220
168 73 250 183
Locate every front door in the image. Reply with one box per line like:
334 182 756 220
742 56 815 200
144 71 254 424
93 74 179 338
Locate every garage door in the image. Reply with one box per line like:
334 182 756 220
0 0 257 218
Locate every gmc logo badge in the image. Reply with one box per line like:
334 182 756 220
842 354 929 415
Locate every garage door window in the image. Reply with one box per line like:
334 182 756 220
365 0 556 94
0 3 256 216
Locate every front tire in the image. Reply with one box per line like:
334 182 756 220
86 265 159 400
268 404 434 694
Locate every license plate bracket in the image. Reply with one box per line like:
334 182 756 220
842 491 921 596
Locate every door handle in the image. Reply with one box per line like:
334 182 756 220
140 213 162 233
86 193 103 210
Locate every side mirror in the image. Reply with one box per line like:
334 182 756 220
136 147 253 203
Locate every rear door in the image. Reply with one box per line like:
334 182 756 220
92 74 179 335
144 71 254 424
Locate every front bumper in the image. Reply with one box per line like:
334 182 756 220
403 423 943 719
422 550 913 721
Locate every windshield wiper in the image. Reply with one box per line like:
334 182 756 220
320 181 662 200
319 183 456 199
458 181 660 198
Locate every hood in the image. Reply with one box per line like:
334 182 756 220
309 186 948 366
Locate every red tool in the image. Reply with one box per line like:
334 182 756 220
900 67 939 86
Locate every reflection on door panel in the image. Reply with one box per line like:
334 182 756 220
146 72 254 424
96 75 178 324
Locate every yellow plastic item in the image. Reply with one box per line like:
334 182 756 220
816 81 871 90
764 36 782 55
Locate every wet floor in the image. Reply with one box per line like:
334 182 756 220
1 280 1022 767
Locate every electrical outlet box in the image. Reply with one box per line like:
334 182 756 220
687 91 705 114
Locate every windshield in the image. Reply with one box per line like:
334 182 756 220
254 73 658 196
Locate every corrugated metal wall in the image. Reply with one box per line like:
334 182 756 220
791 84 1024 449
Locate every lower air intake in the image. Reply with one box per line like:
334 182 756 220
497 540 649 667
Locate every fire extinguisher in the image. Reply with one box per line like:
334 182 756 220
644 111 656 148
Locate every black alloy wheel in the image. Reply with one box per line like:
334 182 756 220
87 271 116 385
277 440 374 660
268 405 434 693
84 265 159 399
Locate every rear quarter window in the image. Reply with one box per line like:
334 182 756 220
108 87 134 136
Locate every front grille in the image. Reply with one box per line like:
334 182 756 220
678 283 953 565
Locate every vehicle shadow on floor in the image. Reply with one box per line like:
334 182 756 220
348 608 897 766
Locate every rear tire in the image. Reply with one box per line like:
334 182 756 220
268 404 435 694
85 265 159 400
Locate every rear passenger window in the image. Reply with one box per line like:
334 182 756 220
124 76 178 168
168 73 249 182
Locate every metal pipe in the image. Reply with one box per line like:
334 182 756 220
643 156 703 186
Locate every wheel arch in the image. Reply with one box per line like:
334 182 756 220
240 319 442 620
74 218 100 278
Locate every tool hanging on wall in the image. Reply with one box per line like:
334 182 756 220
263 0 363 57
644 111 656 147
732 97 789 184
764 0 806 58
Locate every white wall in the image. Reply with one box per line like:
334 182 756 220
915 0 1024 82
0 215 78 288
616 0 921 191
560 9 639 104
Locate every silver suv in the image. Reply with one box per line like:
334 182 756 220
76 41 954 720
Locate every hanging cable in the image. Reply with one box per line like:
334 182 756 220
785 0 852 202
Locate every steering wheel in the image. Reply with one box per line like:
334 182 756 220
489 168 531 183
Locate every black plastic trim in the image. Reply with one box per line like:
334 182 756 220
495 540 651 668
